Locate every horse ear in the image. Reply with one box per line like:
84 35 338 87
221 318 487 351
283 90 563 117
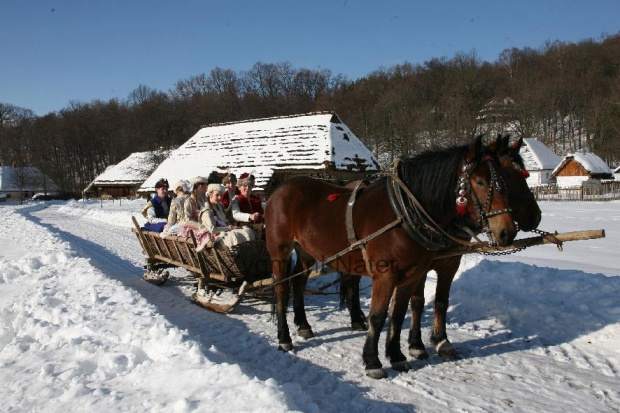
475 134 483 155
501 134 510 150
488 134 501 152
466 135 484 161
509 137 524 153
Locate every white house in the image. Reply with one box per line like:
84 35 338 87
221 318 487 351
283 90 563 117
613 165 620 181
551 152 613 188
84 150 169 198
520 138 562 187
139 112 380 196
0 166 58 200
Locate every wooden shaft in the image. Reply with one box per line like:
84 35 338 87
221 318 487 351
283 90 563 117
435 229 605 260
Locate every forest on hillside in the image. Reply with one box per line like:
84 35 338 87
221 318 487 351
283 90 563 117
1 34 619 195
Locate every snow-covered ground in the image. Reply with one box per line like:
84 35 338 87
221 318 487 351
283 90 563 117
0 199 618 412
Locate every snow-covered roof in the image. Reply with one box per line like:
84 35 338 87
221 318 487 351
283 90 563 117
140 112 379 192
0 166 58 192
552 152 612 177
90 151 167 186
614 165 620 174
521 138 562 170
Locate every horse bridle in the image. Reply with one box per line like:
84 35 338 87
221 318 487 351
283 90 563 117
457 153 513 242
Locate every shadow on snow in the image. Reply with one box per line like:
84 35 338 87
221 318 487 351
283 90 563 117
17 205 415 413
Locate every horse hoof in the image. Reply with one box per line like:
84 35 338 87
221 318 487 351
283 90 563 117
351 321 369 331
391 360 411 372
365 368 388 379
278 343 294 352
298 328 314 339
409 347 429 360
435 339 460 359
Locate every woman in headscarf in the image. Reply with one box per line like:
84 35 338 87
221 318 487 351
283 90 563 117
195 183 254 251
183 176 208 224
162 179 191 234
178 176 208 237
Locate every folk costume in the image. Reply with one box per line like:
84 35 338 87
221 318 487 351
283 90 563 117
195 183 254 251
231 173 264 224
221 187 240 209
141 178 171 232
163 179 191 235
177 176 208 237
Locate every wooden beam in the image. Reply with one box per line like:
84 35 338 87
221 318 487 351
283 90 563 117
435 229 605 260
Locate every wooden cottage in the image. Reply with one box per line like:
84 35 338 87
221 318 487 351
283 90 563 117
551 152 613 188
520 139 562 187
139 112 380 197
0 165 58 201
84 151 168 198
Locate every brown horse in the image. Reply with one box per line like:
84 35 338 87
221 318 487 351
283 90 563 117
340 136 541 359
406 135 542 359
265 136 517 378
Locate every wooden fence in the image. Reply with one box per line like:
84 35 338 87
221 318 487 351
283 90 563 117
532 182 620 201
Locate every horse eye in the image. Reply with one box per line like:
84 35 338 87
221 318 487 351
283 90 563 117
475 180 485 188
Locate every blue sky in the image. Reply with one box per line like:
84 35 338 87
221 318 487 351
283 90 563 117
1 0 618 116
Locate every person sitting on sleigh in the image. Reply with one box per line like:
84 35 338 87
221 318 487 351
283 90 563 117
195 183 254 251
231 173 263 224
141 178 171 232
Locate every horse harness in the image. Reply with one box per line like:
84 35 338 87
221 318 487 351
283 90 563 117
344 153 513 275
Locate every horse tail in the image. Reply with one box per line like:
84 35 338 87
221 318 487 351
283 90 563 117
269 250 297 322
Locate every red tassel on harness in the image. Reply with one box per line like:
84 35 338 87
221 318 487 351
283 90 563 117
327 193 341 202
521 169 530 178
455 197 467 217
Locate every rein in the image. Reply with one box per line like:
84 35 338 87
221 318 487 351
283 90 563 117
259 215 405 292
390 154 513 249
390 169 479 248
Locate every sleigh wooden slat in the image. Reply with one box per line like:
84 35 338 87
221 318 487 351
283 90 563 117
131 216 274 312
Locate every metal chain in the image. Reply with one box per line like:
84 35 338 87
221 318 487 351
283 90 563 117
530 227 564 251
475 226 564 256
477 245 528 256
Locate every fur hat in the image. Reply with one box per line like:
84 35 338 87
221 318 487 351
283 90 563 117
155 178 169 189
190 176 208 185
173 179 191 193
222 173 237 185
189 176 208 192
237 173 255 187
207 183 224 194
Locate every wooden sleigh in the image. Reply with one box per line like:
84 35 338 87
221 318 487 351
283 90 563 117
131 217 333 313
132 216 605 313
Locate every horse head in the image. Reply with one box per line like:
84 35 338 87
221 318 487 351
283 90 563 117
460 135 517 246
491 135 542 232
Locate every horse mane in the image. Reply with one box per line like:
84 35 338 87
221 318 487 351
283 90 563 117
399 144 469 219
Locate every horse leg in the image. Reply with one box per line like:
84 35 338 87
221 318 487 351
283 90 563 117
430 257 461 359
363 274 395 379
292 257 314 339
340 273 368 331
385 284 414 372
407 271 429 359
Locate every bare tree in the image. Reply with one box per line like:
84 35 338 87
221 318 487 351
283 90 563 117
128 85 159 106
